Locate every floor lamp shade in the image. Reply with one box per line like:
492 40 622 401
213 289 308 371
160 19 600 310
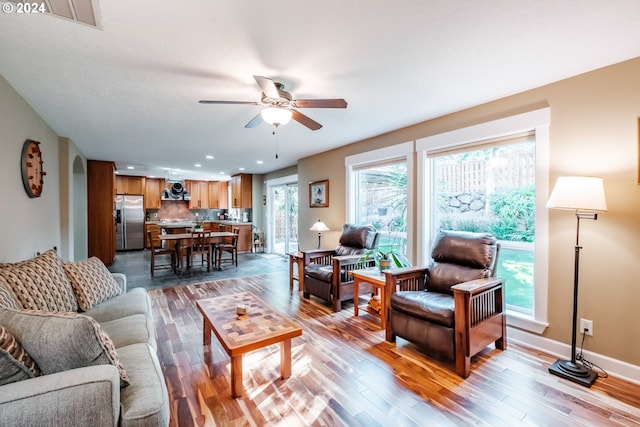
546 176 607 212
547 176 606 387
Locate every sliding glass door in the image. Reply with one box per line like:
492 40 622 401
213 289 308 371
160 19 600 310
269 181 298 256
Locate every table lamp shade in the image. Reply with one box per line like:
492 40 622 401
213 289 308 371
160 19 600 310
547 176 607 212
310 220 330 232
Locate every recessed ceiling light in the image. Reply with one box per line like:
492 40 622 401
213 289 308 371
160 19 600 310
195 163 201 168
205 155 214 159
219 172 225 175
238 167 245 171
256 160 263 164
127 166 135 170
149 175 155 178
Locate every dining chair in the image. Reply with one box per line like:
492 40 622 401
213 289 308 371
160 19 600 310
189 230 211 273
147 230 175 277
216 227 239 269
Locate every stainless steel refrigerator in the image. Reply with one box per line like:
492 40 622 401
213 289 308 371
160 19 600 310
115 195 145 250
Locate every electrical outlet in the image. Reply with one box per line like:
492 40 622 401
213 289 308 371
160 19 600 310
580 318 593 336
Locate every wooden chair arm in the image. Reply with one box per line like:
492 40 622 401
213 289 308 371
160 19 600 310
302 249 336 265
451 277 504 295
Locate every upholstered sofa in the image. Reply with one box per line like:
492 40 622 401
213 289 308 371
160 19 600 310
0 249 169 427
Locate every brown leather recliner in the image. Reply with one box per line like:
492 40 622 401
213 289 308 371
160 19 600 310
384 230 506 378
303 224 380 312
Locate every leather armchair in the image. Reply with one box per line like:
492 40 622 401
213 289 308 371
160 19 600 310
384 230 506 378
303 224 380 312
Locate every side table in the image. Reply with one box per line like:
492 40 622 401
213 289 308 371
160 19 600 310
351 268 387 330
288 252 304 293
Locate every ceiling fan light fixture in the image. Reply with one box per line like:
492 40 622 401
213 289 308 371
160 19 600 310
261 107 292 126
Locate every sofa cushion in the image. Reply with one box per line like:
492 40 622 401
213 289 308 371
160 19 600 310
117 343 170 427
0 309 130 387
0 326 42 385
0 277 19 310
390 290 455 328
100 313 157 350
84 287 151 324
0 250 78 312
63 257 123 311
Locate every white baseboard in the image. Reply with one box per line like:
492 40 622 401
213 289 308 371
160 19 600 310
507 326 640 385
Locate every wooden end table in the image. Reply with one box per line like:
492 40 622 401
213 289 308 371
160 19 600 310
351 268 387 330
196 291 302 398
288 251 304 293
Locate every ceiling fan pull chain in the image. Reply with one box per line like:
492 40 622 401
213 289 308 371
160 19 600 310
273 129 278 159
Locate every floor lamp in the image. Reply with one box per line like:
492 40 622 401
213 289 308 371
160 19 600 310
310 219 329 249
546 176 607 387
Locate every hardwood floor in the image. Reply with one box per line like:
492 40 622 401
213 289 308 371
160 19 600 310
149 271 640 426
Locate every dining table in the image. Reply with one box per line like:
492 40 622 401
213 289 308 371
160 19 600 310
159 231 237 272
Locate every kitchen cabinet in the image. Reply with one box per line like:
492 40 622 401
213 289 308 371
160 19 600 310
144 178 163 209
208 181 228 209
185 180 209 209
230 174 252 208
88 160 116 266
116 175 145 195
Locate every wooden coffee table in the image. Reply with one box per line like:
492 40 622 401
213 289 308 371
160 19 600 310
196 291 302 398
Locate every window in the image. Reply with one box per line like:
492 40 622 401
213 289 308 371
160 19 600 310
417 109 550 333
429 134 535 314
346 142 414 260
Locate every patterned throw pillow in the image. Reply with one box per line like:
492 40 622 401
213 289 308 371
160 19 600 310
0 277 19 310
0 309 130 387
0 250 78 312
0 325 42 385
63 257 123 311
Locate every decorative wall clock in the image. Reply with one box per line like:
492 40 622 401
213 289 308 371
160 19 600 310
21 139 46 198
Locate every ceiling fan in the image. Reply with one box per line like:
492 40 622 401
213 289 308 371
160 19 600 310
199 75 347 131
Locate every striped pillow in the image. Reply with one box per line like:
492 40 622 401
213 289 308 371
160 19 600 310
0 325 42 385
63 257 123 311
0 250 78 312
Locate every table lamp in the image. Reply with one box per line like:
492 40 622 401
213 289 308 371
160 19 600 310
310 219 330 249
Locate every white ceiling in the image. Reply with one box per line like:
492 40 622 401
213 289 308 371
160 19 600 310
2 1 640 181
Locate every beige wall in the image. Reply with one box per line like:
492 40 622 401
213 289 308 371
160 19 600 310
297 57 640 366
59 137 87 262
0 75 62 261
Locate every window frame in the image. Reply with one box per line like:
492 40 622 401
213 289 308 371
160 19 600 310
345 141 414 262
416 108 550 334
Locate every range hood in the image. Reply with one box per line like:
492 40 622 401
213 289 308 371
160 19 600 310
161 180 191 201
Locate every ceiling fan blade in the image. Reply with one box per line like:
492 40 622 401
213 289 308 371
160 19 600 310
199 100 259 105
293 99 348 109
292 109 322 131
244 112 264 128
253 75 280 99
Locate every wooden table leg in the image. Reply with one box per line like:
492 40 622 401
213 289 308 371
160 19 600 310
280 339 292 379
379 287 385 330
203 319 211 345
353 277 360 317
230 354 243 398
289 254 294 292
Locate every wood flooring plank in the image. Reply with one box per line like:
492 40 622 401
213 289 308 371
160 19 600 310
146 272 640 426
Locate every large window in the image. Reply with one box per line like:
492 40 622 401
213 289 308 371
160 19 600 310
346 142 413 260
417 109 550 334
429 135 535 314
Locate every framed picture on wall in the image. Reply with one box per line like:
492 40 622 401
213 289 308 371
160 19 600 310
309 180 329 208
